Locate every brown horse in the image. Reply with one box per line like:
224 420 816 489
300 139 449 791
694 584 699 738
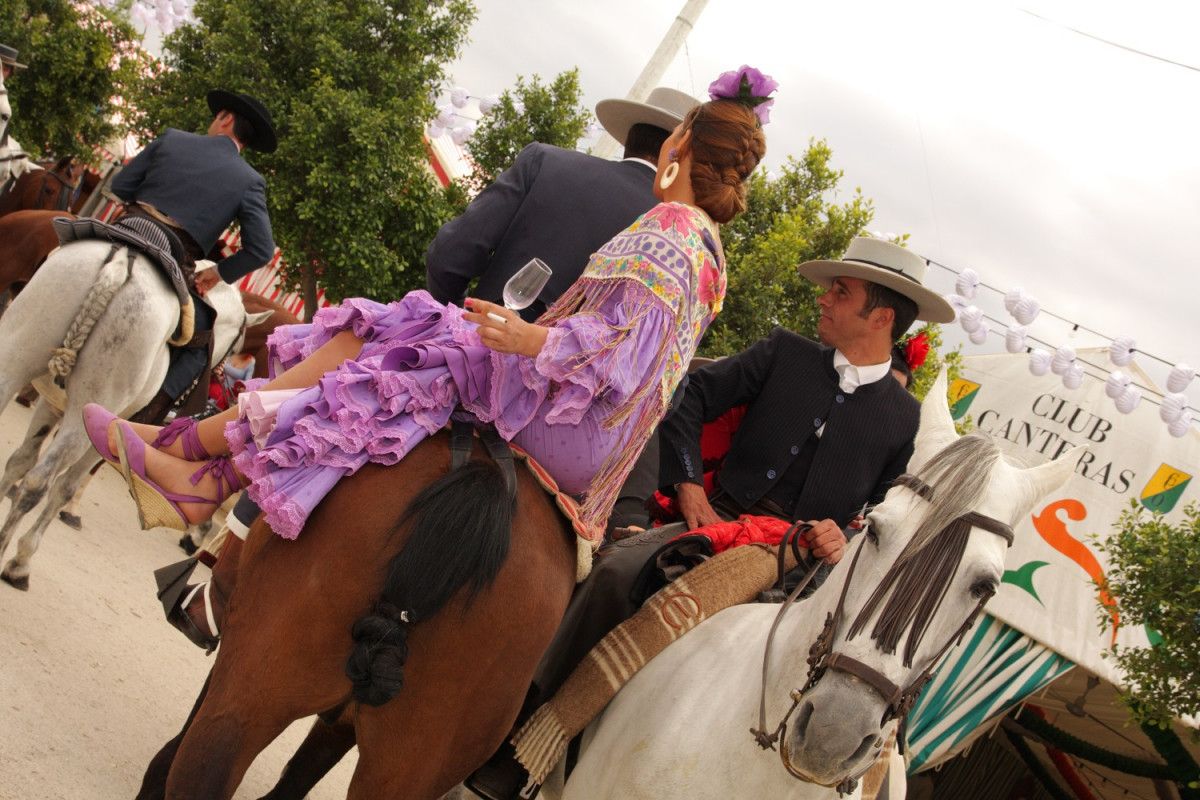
138 430 578 800
238 290 301 378
0 157 99 217
0 209 73 302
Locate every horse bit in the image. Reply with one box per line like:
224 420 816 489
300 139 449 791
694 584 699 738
749 472 1014 795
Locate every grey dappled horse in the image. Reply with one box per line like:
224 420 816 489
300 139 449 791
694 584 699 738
0 239 269 589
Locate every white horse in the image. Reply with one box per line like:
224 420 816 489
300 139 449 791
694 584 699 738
543 373 1081 800
0 239 270 589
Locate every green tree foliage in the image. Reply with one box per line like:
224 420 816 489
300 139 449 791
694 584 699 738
1094 502 1200 732
699 140 875 357
462 69 591 193
0 0 150 160
129 0 475 314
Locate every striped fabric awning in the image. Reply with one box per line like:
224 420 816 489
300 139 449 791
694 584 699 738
906 613 1075 773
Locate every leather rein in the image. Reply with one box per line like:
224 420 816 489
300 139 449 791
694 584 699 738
749 472 1014 795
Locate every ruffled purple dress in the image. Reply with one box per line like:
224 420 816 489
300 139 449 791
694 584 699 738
226 203 726 541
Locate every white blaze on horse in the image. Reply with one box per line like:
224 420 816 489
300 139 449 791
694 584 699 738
0 236 270 589
543 373 1081 800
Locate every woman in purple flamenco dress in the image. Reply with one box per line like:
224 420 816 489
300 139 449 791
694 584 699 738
84 70 772 645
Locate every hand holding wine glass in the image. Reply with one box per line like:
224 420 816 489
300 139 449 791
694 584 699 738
486 258 552 324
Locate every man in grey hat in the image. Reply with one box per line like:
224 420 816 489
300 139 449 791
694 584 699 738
425 86 696 321
110 89 278 416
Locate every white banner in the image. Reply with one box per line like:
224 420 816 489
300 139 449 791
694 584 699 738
955 351 1199 686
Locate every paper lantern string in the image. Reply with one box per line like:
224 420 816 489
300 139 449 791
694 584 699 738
959 305 984 333
1167 363 1195 394
956 268 980 299
1109 336 1137 367
1051 345 1077 376
1005 323 1027 354
1029 349 1051 376
1104 371 1131 399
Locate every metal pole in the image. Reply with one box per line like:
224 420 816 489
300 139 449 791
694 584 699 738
593 0 709 160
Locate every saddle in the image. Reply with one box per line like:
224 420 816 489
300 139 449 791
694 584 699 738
52 214 192 308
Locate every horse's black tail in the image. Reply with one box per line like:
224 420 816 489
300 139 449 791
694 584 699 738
345 459 514 707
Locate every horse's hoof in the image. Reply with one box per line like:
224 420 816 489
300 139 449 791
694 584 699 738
179 535 198 556
59 511 83 530
1 572 30 591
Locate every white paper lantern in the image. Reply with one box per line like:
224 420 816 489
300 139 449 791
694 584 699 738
1063 364 1085 390
1115 386 1142 414
1004 287 1026 315
969 320 990 345
1029 349 1051 376
435 106 457 127
1109 336 1136 366
450 86 470 109
1104 371 1131 399
449 121 476 146
1050 345 1076 376
959 305 984 333
426 123 445 140
1012 295 1040 326
1160 393 1189 424
956 268 980 299
1168 410 1194 438
172 0 188 16
478 93 499 114
1167 363 1195 394
1005 323 1027 354
944 293 968 319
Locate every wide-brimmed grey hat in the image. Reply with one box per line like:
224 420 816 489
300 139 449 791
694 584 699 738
0 44 27 71
798 237 956 323
207 89 277 153
594 87 697 146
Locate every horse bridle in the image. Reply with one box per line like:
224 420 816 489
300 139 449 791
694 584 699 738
750 472 1014 795
38 164 83 211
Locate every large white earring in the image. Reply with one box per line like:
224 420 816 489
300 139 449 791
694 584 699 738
660 160 680 189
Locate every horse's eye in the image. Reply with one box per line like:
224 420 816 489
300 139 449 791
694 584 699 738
970 580 997 600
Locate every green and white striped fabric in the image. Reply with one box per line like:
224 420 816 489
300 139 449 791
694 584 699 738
906 613 1075 773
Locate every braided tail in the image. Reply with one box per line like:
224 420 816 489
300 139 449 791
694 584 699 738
49 244 135 387
346 460 514 706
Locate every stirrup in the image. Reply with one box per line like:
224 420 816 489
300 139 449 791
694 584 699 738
153 417 211 461
168 582 221 653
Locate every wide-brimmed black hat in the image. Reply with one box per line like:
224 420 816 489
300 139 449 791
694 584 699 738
0 44 27 71
206 89 277 153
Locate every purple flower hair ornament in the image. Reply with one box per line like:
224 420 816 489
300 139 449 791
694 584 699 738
708 65 778 125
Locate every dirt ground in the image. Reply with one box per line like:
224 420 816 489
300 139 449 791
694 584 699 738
0 400 358 799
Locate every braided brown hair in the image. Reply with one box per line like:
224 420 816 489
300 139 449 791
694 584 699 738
683 98 767 224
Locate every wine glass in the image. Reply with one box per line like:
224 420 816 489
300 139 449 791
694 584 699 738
487 258 552 323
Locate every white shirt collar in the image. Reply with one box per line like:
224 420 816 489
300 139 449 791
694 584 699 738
623 156 657 171
832 350 891 394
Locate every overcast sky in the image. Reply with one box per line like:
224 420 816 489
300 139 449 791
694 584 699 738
441 0 1199 417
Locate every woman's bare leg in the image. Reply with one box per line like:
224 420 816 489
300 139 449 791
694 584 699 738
110 331 366 458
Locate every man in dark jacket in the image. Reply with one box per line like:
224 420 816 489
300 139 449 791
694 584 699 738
111 89 277 410
425 87 696 321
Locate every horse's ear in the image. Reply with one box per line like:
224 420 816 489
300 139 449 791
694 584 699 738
909 369 958 473
245 309 275 328
1017 443 1086 511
